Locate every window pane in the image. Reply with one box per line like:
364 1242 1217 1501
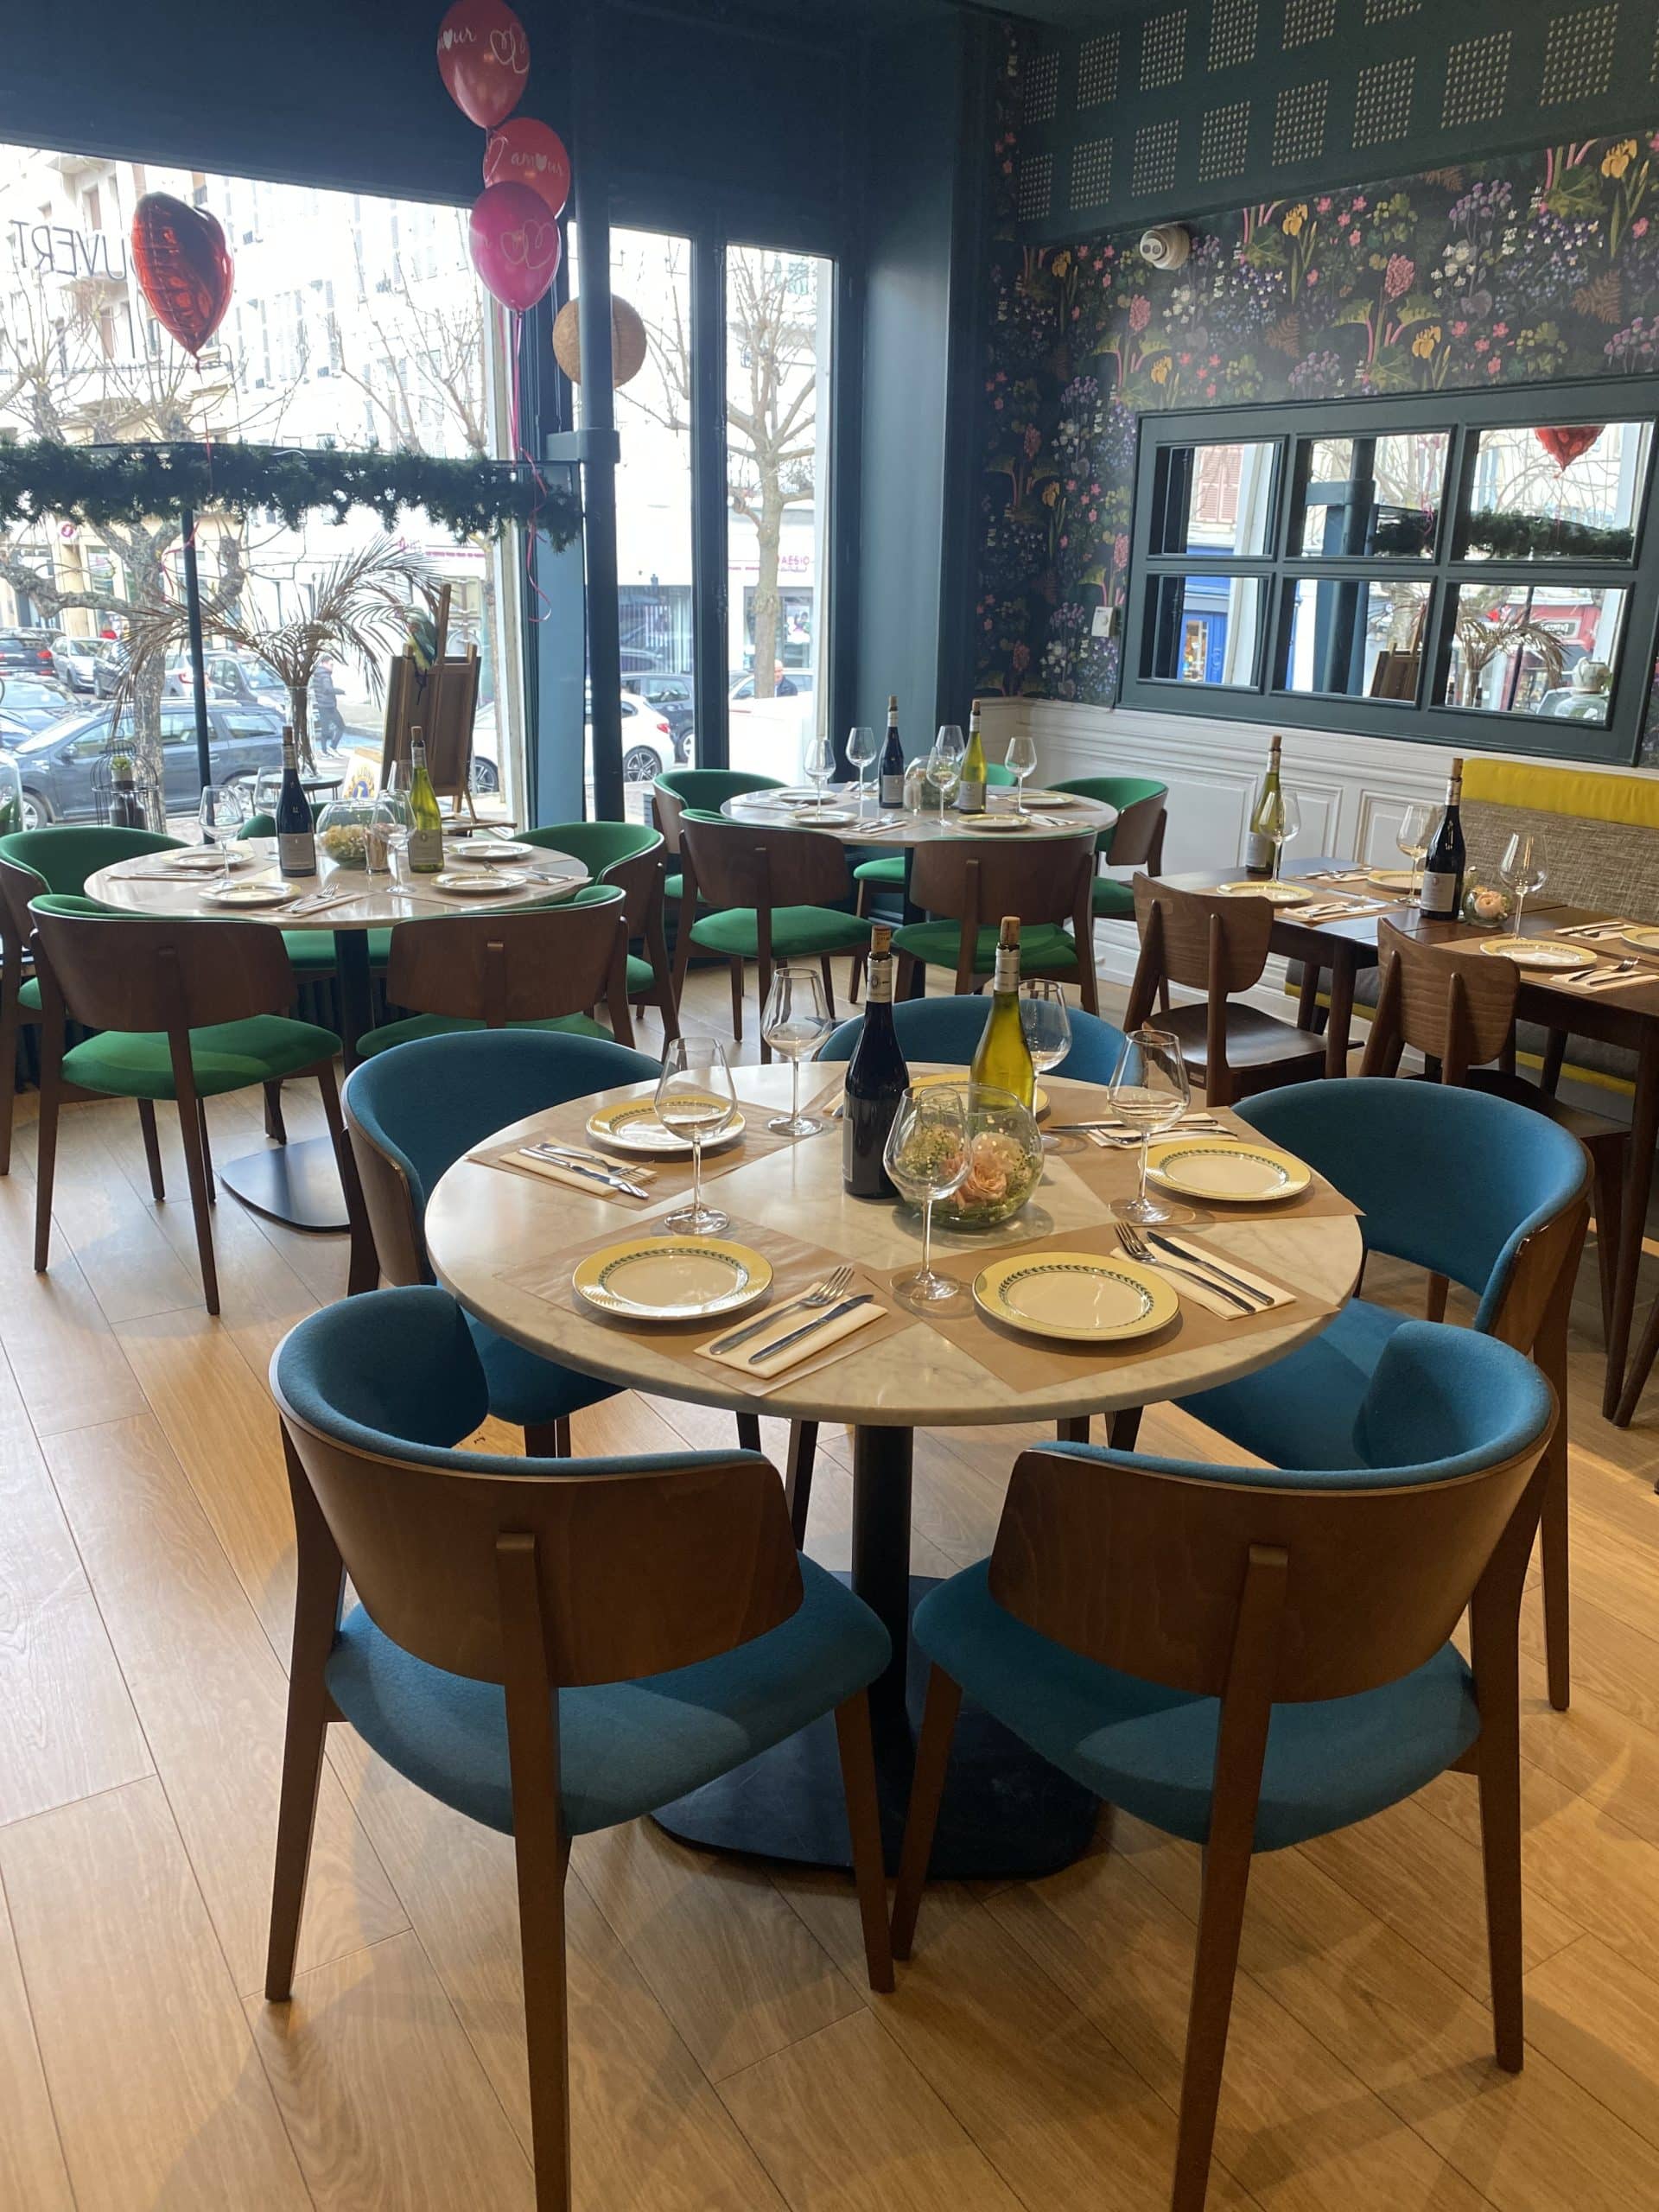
1281 577 1432 702
1144 574 1264 686
1445 582 1626 721
1291 432 1447 557
1150 442 1277 556
1460 421 1652 563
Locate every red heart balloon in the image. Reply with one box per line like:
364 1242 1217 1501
436 0 529 130
130 193 233 358
468 182 561 314
1535 424 1603 471
483 118 571 220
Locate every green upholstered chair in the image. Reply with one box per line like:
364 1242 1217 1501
848 765 1018 997
676 811 870 1051
518 820 677 1039
28 896 345 1315
238 809 392 979
889 827 1100 1013
352 885 634 1059
0 824 182 1175
892 1320 1555 2212
268 1286 893 2212
1051 775 1168 919
652 767 784 920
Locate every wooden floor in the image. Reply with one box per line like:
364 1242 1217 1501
3 963 1659 2212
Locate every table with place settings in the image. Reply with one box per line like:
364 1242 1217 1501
719 782 1118 852
425 1058 1362 1880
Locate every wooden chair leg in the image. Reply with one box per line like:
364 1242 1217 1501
524 1417 571 1458
728 957 745 1044
895 952 918 1001
1475 1723 1525 2072
819 953 838 1022
175 1075 220 1316
265 1438 345 2001
0 978 21 1177
1425 1271 1450 1322
197 1098 217 1205
137 1098 166 1200
1591 1143 1624 1352
1057 1415 1090 1444
1535 1287 1572 1713
1171 1822 1256 2210
1539 1028 1567 1097
834 1695 894 1993
315 1063 378 1297
32 1038 62 1277
1614 1290 1659 1429
263 1080 288 1143
784 1421 817 1546
1108 1406 1142 1452
735 1411 761 1453
891 1666 963 1961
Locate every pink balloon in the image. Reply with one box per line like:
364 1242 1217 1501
483 118 571 220
436 0 529 130
468 182 561 314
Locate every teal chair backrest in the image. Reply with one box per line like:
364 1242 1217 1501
655 769 782 811
238 804 325 838
1236 1078 1586 1332
0 823 179 897
1052 775 1167 861
518 821 662 875
985 762 1016 786
818 995 1128 1084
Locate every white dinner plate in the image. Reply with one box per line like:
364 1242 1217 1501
1367 868 1418 892
964 815 1035 834
1146 1137 1312 1203
430 868 531 895
573 1236 772 1322
585 1095 746 1155
792 808 854 826
160 847 259 874
1622 924 1659 955
1017 791 1081 808
1474 936 1592 969
973 1251 1178 1343
446 838 537 863
200 878 297 908
1213 880 1314 905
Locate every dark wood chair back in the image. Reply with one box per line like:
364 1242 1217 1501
1105 789 1167 872
1129 874 1274 998
652 782 690 859
906 830 1096 931
29 904 297 1033
1360 918 1518 1083
382 887 633 1045
679 816 852 912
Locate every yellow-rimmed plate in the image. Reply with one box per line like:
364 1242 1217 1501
446 837 537 864
431 868 531 895
791 808 854 826
1620 923 1659 956
200 878 297 908
161 847 260 874
1367 868 1417 892
1147 1137 1312 1203
973 1250 1178 1343
574 1236 771 1322
1474 936 1590 969
1213 879 1313 905
964 814 1035 833
910 1068 1051 1120
585 1094 746 1156
1018 790 1081 808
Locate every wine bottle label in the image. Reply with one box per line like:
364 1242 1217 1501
880 774 905 804
407 828 444 874
956 779 985 814
1418 869 1460 913
277 830 316 875
1243 830 1273 871
867 952 893 1004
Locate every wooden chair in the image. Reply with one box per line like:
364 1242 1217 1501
890 830 1100 1014
353 887 634 1058
519 821 678 1041
28 899 347 1316
1361 917 1628 1350
675 814 870 1055
652 768 783 938
269 1286 893 2212
893 1320 1555 2212
1126 875 1327 1107
1051 774 1168 922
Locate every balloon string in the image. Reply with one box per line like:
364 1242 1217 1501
511 308 555 629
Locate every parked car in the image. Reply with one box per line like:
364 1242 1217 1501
624 671 696 756
0 711 31 748
728 665 818 781
729 668 814 702
50 635 104 692
583 693 676 783
0 628 59 675
9 702 288 830
0 675 73 733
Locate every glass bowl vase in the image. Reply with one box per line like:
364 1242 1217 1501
315 797 381 870
930 1084 1045 1231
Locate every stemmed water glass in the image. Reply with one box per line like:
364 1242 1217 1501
846 725 879 823
927 724 963 812
804 730 835 812
762 963 834 1135
656 1039 740 1236
884 1084 972 1311
1108 1027 1192 1224
1271 788 1301 879
1006 728 1039 814
1397 801 1434 900
1500 830 1548 938
1020 978 1071 1087
198 783 242 886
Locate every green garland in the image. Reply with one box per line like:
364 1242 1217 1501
1463 507 1630 562
0 439 581 548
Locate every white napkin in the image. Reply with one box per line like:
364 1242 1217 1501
1556 966 1653 995
1134 1236 1294 1318
702 1296 881 1379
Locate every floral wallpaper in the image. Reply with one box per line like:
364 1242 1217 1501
974 33 1659 760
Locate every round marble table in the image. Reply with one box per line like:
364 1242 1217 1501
720 783 1117 849
428 1061 1361 1878
86 836 588 1230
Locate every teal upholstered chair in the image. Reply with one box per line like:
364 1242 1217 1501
29 895 345 1315
819 994 1128 1084
652 767 784 925
1172 1078 1588 1711
1051 775 1168 920
676 811 870 1050
892 1320 1555 2212
890 828 1100 1013
268 1286 893 2212
518 820 677 1039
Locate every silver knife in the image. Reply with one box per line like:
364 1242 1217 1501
520 1147 647 1198
1147 1233 1274 1305
748 1294 874 1364
1138 1256 1258 1315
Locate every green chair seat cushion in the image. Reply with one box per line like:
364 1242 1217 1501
891 920 1080 976
914 1561 1479 1853
281 930 340 976
324 1554 891 1837
366 929 392 970
664 871 685 906
62 1014 340 1101
690 906 872 959
853 854 908 887
626 952 655 995
354 1010 611 1059
18 976 41 1014
1090 876 1135 919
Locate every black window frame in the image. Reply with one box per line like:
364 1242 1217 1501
1120 378 1659 766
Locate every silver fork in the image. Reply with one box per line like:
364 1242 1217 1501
1573 958 1641 989
1116 1223 1262 1313
708 1263 855 1353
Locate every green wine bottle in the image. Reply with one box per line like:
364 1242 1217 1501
406 730 445 874
956 700 987 814
969 916 1035 1110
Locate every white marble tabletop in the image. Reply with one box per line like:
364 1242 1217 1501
426 1063 1360 1428
719 785 1117 848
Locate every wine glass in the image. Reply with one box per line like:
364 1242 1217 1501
1005 728 1039 814
804 730 835 812
1499 830 1548 938
927 724 963 812
251 767 283 822
1271 788 1302 879
655 1039 740 1235
1108 1027 1192 1224
198 783 241 886
846 725 879 823
1020 979 1071 1086
1396 801 1434 900
762 963 834 1135
884 1084 972 1311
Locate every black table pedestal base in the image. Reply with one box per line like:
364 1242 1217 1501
218 1136 350 1232
654 1575 1101 1878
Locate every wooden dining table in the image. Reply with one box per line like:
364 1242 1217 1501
426 1059 1362 1879
720 781 1118 855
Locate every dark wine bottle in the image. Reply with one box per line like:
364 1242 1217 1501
878 695 905 808
843 924 909 1199
275 727 317 877
1416 755 1466 922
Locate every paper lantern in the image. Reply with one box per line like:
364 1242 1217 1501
552 296 648 388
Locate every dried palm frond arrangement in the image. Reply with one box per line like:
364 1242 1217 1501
114 536 436 765
1450 589 1566 710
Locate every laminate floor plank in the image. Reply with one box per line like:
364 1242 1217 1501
0 1173 148 1437
1522 1933 1659 2153
11 1105 203 1325
0 1883 75 2212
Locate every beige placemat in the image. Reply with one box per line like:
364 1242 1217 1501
1055 1127 1362 1225
870 1217 1340 1395
498 1213 918 1398
468 1085 810 1212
